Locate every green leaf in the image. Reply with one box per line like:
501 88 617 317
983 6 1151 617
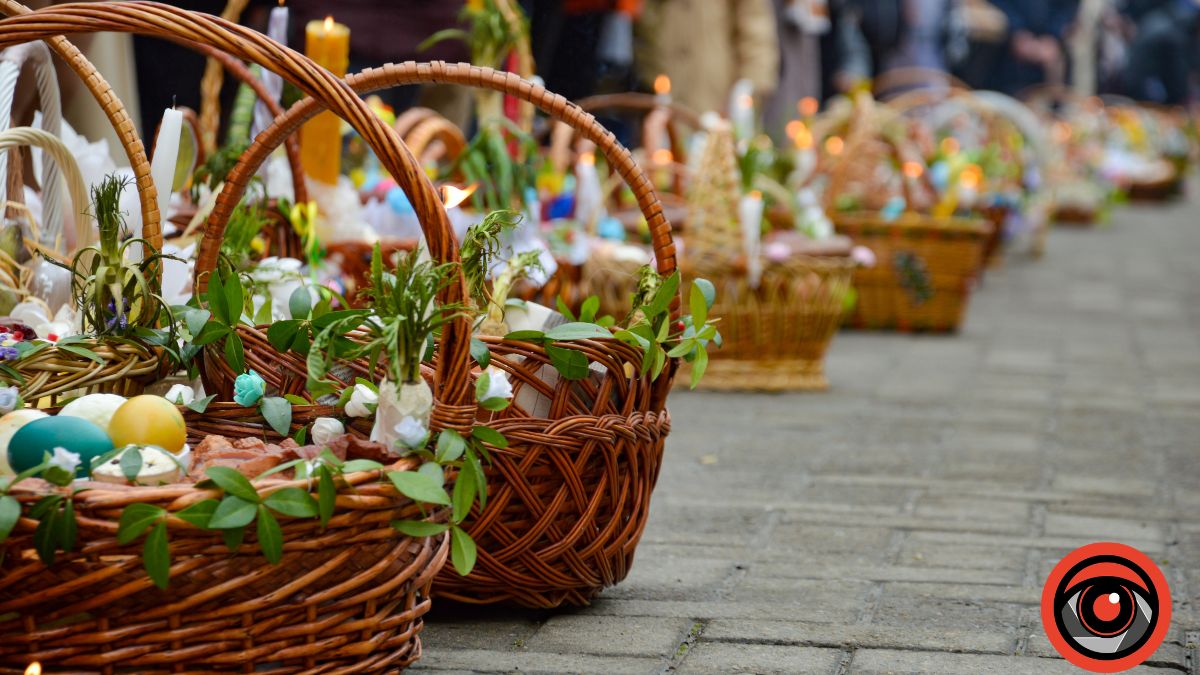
690 348 709 389
556 295 576 321
191 321 230 346
264 487 318 518
254 295 273 325
117 503 165 544
222 526 245 551
475 372 491 403
503 329 545 342
206 466 260 503
183 308 211 336
693 278 716 310
689 282 709 327
33 508 57 564
546 345 590 380
186 394 217 413
256 506 283 564
341 459 384 473
119 446 143 482
288 286 312 320
418 462 445 486
479 397 510 412
579 295 600 323
206 271 229 325
59 498 76 551
450 524 477 576
0 495 19 541
391 520 450 537
223 333 245 375
224 271 245 325
260 397 292 436
58 343 104 364
175 499 218 528
469 337 491 369
646 271 680 318
267 320 302 352
387 471 451 506
208 495 257 529
143 520 170 589
318 466 336 527
544 322 612 341
255 458 305 480
465 449 487 508
471 426 508 449
436 430 466 463
283 394 308 406
452 461 477 522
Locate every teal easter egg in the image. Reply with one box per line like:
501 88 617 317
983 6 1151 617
8 416 114 477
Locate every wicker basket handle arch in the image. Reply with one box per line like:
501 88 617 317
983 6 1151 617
204 62 680 311
0 0 162 261
0 42 65 246
0 1 476 412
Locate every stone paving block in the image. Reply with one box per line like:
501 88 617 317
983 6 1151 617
599 554 735 601
412 649 664 674
895 539 1027 572
912 495 1032 524
724 578 875 624
676 641 843 674
703 619 1014 654
847 649 1180 674
524 614 691 657
871 591 1024 631
580 596 865 623
1042 512 1165 544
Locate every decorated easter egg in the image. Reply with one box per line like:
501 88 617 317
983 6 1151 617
0 409 48 475
92 445 184 485
8 415 113 476
58 393 127 430
108 395 187 453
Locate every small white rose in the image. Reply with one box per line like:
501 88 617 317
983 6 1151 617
49 446 81 475
851 245 877 268
392 415 429 449
344 383 379 418
480 367 514 401
165 383 196 406
311 417 345 446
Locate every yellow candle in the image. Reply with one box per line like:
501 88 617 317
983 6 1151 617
301 16 350 184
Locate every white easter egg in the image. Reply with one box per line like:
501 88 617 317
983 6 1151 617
58 393 127 431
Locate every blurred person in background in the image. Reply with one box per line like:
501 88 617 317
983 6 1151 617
953 0 1011 88
827 0 906 90
988 0 1080 94
523 0 642 101
1118 0 1198 104
635 0 779 115
765 0 829 140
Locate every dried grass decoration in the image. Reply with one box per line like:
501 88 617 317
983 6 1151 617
3 176 181 401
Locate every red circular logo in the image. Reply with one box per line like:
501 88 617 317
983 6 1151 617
1041 542 1171 672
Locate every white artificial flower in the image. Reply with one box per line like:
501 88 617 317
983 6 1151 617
165 383 196 406
344 383 379 418
392 415 429 449
480 367 514 401
311 417 345 446
49 446 81 475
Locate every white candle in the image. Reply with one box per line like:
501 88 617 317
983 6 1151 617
574 152 604 229
148 107 182 258
253 3 288 139
739 191 764 288
728 78 755 142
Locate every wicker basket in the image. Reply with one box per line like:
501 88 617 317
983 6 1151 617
0 3 456 671
834 212 989 332
199 61 682 608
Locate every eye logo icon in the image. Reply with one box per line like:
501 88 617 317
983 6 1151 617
1042 542 1171 672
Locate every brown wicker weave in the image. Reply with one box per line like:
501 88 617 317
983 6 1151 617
197 61 681 608
0 4 454 670
834 212 989 332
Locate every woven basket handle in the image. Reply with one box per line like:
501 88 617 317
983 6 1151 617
204 62 679 288
195 43 306 207
0 42 63 246
0 127 93 251
0 0 162 265
0 1 480 416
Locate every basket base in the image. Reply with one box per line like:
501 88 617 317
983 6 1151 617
687 357 830 392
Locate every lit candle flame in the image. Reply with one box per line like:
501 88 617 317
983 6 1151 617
440 184 477 209
799 97 819 117
654 75 671 97
580 151 595 166
749 190 762 200
902 161 924 179
323 15 334 31
278 0 285 6
824 136 844 156
25 663 40 675
651 148 674 166
940 137 960 155
738 94 754 110
788 121 814 150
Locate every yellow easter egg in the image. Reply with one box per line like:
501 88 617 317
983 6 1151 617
107 395 187 453
0 409 49 475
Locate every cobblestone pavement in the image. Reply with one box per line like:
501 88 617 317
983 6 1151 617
416 197 1200 674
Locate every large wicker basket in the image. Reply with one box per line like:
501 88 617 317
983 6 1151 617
834 212 989 332
0 3 456 670
200 61 682 608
